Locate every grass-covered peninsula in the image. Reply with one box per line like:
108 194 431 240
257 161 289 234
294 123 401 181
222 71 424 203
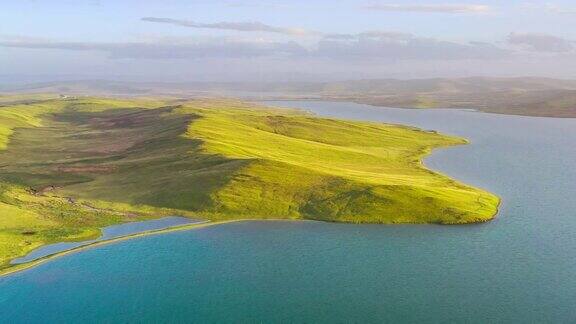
0 96 499 270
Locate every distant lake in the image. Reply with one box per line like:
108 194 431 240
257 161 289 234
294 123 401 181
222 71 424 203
1 101 576 323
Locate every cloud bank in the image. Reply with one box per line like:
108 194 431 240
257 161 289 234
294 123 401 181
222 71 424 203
0 39 306 59
2 15 573 81
363 3 491 14
508 33 574 53
0 32 509 62
316 32 507 60
141 17 314 36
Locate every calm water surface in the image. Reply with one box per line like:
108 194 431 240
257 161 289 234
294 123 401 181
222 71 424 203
11 216 197 264
1 101 575 323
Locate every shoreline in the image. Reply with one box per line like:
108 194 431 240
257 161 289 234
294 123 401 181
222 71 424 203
0 208 502 279
263 97 576 119
0 192 502 279
0 219 242 278
0 218 318 278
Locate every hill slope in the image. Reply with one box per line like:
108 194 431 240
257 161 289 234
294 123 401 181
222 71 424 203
0 97 499 268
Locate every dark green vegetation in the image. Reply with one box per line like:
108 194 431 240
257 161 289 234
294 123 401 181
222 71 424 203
0 97 499 269
6 77 575 117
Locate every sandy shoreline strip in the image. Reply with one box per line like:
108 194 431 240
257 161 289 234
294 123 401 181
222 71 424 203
0 218 311 278
0 219 244 278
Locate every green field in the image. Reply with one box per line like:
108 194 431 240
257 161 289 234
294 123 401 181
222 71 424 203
0 96 499 269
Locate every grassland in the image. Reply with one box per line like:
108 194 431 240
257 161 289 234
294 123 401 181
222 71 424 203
0 96 499 270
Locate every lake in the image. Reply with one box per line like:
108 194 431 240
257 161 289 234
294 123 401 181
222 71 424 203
1 101 575 323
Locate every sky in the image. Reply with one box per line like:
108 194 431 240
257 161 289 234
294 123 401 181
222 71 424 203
2 0 576 82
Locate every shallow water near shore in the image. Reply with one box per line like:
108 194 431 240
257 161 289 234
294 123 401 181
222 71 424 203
10 216 197 264
1 101 576 323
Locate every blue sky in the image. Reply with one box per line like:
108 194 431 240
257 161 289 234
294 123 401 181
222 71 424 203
2 0 576 81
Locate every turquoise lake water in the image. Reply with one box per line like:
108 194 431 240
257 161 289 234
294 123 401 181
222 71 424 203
11 216 197 264
1 101 575 323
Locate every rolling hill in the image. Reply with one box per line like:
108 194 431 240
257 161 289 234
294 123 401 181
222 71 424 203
0 97 499 269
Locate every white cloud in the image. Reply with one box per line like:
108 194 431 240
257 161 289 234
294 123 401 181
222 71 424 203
363 3 492 14
141 17 315 36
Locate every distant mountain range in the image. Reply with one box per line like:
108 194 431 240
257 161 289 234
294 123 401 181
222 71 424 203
2 77 576 117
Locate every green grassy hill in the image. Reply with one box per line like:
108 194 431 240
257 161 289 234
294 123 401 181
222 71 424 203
0 97 499 268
